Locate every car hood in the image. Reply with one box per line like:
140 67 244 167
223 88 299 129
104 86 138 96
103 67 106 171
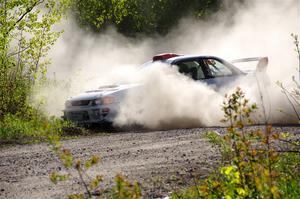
68 84 140 101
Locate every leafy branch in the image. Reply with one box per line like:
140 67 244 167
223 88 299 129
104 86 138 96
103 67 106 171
5 0 45 35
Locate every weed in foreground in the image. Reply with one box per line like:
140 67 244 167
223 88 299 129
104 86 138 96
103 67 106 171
49 136 141 199
171 87 300 199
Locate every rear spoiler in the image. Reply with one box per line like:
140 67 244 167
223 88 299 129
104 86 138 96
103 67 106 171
231 57 268 72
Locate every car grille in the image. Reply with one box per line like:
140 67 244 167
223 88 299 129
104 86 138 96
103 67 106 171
68 111 89 121
71 100 91 106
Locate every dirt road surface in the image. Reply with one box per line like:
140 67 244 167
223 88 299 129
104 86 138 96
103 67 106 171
0 126 298 199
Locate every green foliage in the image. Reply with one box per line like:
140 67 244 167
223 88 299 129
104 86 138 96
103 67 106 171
0 0 71 142
204 131 231 162
171 88 300 199
0 113 71 143
71 0 224 36
49 138 142 198
0 0 70 114
108 174 141 199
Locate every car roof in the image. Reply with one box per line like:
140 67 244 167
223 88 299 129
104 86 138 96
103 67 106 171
165 54 223 63
142 54 244 75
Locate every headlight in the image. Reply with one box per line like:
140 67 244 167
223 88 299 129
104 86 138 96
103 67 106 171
94 96 115 105
65 100 72 108
102 96 115 105
94 99 102 105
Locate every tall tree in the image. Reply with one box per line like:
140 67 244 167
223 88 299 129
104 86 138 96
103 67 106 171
71 0 224 36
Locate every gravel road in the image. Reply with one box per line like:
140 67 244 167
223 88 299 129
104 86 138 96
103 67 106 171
0 126 299 199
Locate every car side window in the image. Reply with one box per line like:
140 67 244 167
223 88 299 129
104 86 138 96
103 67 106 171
203 58 233 77
175 61 205 80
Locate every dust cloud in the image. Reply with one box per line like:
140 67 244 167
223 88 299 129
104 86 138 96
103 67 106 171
35 0 300 129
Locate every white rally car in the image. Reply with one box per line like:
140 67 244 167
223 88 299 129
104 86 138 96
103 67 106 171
63 53 268 124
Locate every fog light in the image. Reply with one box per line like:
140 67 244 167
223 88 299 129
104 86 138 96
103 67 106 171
101 108 110 114
93 109 101 117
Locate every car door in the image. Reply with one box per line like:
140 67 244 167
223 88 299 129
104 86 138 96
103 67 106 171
172 58 206 81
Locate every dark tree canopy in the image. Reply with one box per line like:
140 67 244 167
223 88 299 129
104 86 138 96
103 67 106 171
72 0 225 36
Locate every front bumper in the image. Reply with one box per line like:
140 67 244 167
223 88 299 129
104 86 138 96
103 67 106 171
63 104 117 124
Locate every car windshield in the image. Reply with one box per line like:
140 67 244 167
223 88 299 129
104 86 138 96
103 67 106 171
202 58 233 77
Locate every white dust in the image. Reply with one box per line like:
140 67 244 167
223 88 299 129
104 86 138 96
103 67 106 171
34 0 300 128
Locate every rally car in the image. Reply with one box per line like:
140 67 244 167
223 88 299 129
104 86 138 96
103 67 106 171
63 53 268 124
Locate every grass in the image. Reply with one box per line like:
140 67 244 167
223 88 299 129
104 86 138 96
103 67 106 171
0 112 86 144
